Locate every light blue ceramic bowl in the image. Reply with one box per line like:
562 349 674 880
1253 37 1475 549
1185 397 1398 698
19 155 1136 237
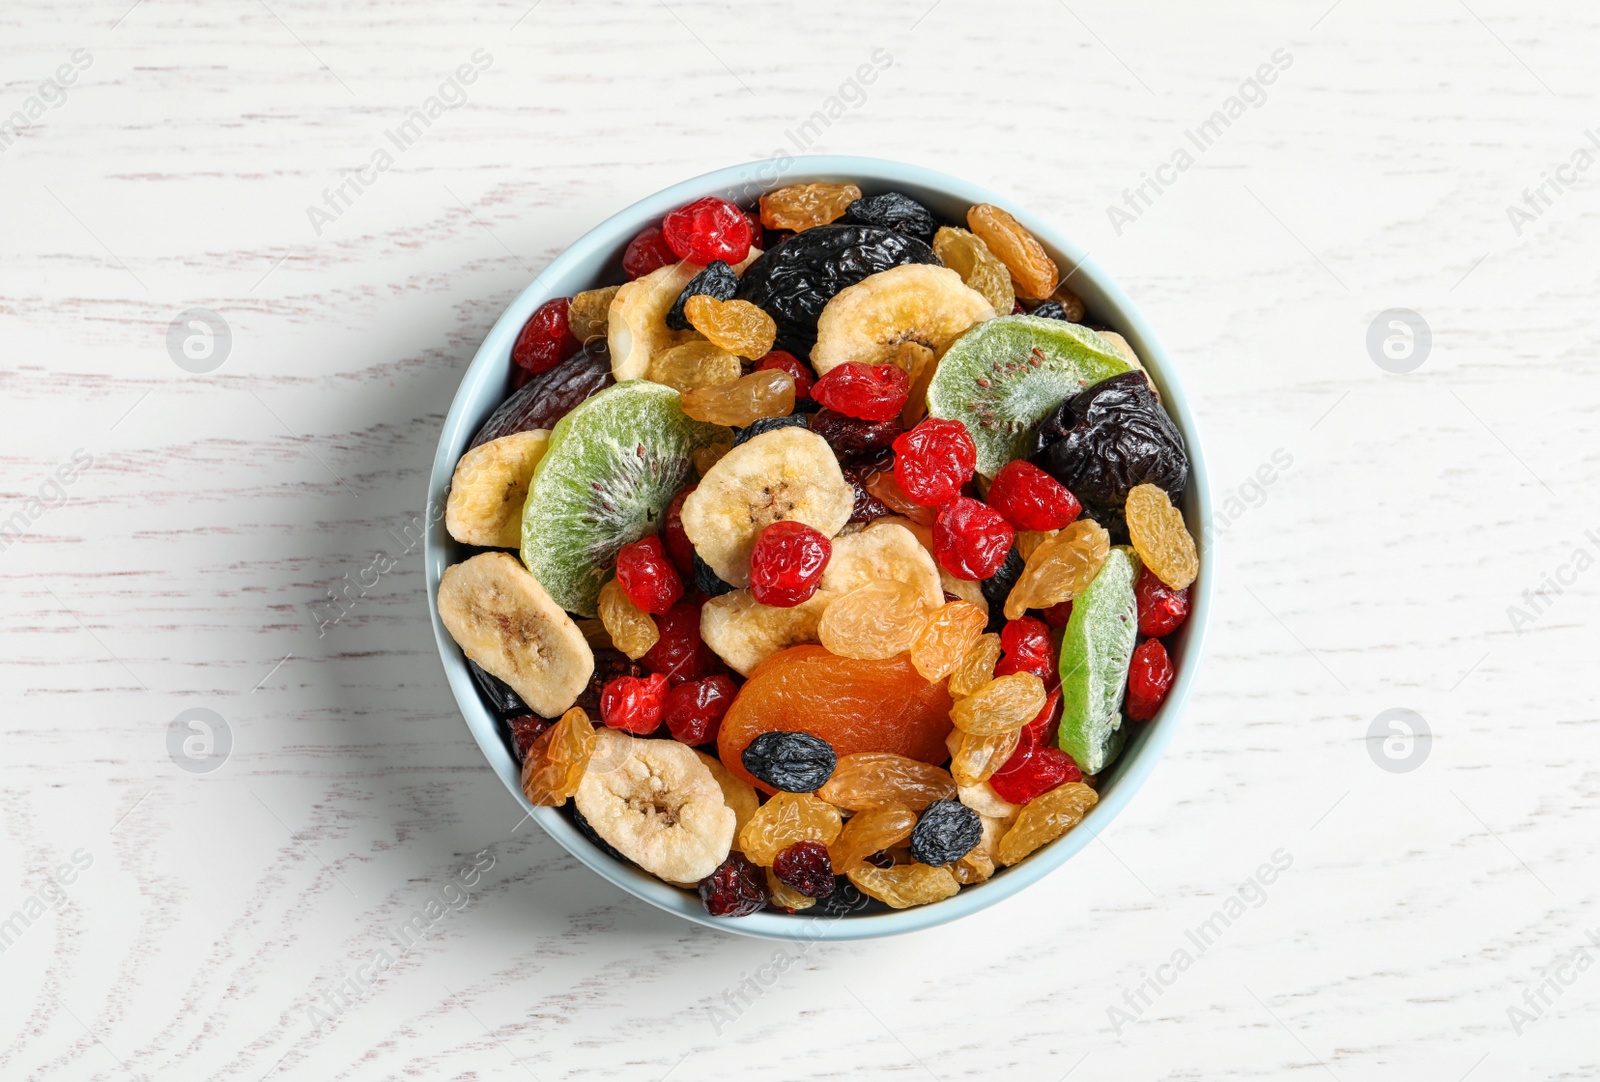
425 156 1212 940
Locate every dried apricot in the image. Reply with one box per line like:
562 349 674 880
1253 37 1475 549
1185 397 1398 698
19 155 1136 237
647 340 743 392
996 781 1098 866
947 726 1021 787
680 369 794 427
950 673 1047 736
966 203 1059 299
1126 483 1198 590
597 578 659 660
846 862 961 908
520 707 595 806
817 753 956 813
948 632 1002 698
1004 519 1109 620
684 295 777 359
737 791 842 865
909 600 987 681
828 803 918 874
760 182 862 232
817 578 929 660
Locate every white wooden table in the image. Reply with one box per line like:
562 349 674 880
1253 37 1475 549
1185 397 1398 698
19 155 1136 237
4 1 1596 1078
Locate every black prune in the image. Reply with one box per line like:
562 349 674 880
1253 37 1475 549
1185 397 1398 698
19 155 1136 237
469 659 528 716
471 337 613 448
806 408 902 457
841 192 938 245
740 730 837 792
570 804 628 863
692 553 736 598
735 225 939 353
1030 371 1187 522
699 852 768 917
665 260 739 330
909 799 983 866
980 543 1025 632
732 413 808 447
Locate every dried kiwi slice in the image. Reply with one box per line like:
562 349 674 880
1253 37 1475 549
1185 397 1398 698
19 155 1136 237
1056 546 1139 775
520 381 730 616
926 315 1133 477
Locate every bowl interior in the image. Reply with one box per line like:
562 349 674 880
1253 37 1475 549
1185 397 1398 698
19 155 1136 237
425 156 1212 940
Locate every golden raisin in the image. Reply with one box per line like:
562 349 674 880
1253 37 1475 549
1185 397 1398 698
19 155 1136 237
684 295 777 359
568 285 619 342
1126 483 1198 590
1004 519 1110 620
766 866 816 911
647 339 742 392
597 578 659 660
932 226 1014 315
950 673 1047 736
1015 529 1058 562
948 633 1002 698
896 341 939 428
947 727 1021 788
692 441 732 476
863 469 936 527
817 579 929 661
966 203 1060 300
520 707 595 806
680 369 794 426
827 803 918 874
997 782 1098 866
760 182 862 232
737 792 843 866
846 862 961 908
817 753 957 813
909 600 988 681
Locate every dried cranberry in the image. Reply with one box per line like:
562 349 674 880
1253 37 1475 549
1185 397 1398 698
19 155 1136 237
1135 565 1190 638
990 741 1081 804
843 469 892 523
754 351 814 400
892 418 976 506
996 616 1055 682
506 715 552 762
664 674 737 745
622 225 678 280
511 297 580 376
662 196 752 265
599 672 669 734
1040 600 1073 629
614 535 684 615
748 521 831 608
772 840 835 898
663 485 697 578
807 408 902 456
641 599 713 685
932 497 1014 580
1126 638 1174 721
698 852 767 917
1018 686 1062 747
986 460 1081 532
810 362 909 422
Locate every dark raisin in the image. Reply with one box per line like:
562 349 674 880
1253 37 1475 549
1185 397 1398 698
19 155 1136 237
469 660 528 716
1030 372 1187 524
569 804 628 863
1028 300 1069 321
908 799 982 866
736 225 939 353
506 714 552 762
699 852 768 917
806 408 903 457
772 840 835 898
665 260 739 330
843 469 892 523
470 337 613 448
732 413 809 447
692 553 736 598
812 879 879 915
740 730 837 792
979 543 1025 633
839 446 895 476
841 192 938 245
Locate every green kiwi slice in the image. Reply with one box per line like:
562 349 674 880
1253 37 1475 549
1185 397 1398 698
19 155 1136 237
926 315 1133 477
519 380 729 616
1057 546 1140 775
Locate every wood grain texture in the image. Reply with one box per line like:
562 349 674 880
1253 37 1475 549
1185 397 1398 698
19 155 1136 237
3 0 1597 1078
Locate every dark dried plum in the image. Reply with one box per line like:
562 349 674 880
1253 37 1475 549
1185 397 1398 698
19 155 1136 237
740 730 837 792
471 337 613 448
692 553 736 598
570 804 628 863
665 260 739 330
980 542 1024 632
469 659 528 716
699 852 768 917
731 414 808 447
909 799 982 866
806 408 902 457
735 225 939 353
841 192 938 245
505 714 551 762
1030 371 1187 521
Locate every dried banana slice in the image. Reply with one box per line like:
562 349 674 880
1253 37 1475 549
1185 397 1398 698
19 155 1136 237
608 262 699 380
810 264 995 377
699 588 836 676
437 552 593 717
576 729 736 883
819 520 944 611
445 429 549 548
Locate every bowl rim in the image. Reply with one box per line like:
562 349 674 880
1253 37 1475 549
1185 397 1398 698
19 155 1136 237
424 155 1213 940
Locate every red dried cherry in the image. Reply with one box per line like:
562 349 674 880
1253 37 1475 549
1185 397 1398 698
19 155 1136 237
1018 686 1062 748
990 740 1081 804
1134 565 1190 638
772 840 835 898
932 497 1014 580
664 674 737 745
663 486 697 578
641 599 713 685
600 671 669 734
1040 600 1073 629
810 362 910 422
986 460 1081 532
614 535 684 615
754 351 815 400
511 298 580 376
1126 638 1174 721
891 418 976 507
662 197 752 265
622 226 678 280
996 616 1055 683
699 852 767 916
748 520 831 607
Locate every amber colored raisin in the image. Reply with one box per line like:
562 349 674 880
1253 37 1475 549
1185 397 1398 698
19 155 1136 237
909 600 988 681
817 579 930 661
953 813 1007 884
949 673 1048 736
765 866 817 911
863 469 936 527
996 781 1098 866
846 862 961 909
1003 519 1110 621
680 369 795 427
597 578 659 661
692 441 732 476
1015 529 1059 563
647 340 743 392
948 633 1003 698
947 726 1022 788
896 341 939 428
684 295 778 360
827 803 918 873
932 226 1014 315
567 285 619 342
520 707 595 806
966 203 1060 300
817 753 957 813
737 791 844 866
1125 483 1198 590
760 183 863 233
